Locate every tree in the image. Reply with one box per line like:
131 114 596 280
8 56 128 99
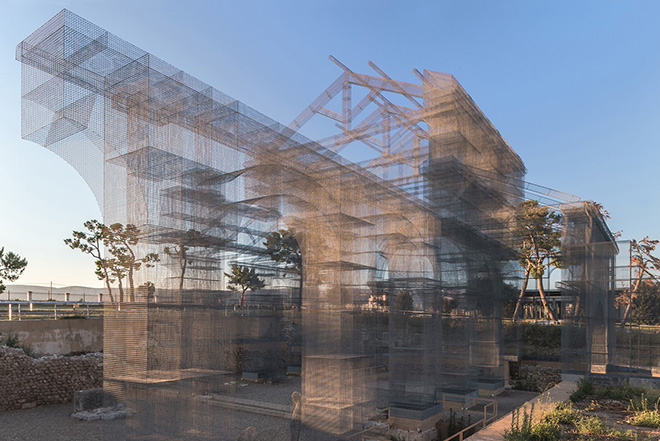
225 264 265 307
264 229 302 307
629 282 660 325
512 200 562 322
163 229 208 293
0 247 28 294
104 223 158 302
66 220 159 303
617 237 660 325
65 220 116 304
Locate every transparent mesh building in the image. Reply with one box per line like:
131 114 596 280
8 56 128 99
17 9 621 441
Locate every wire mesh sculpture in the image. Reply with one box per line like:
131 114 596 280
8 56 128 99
17 9 621 440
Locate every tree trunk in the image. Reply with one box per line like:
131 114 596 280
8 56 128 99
241 288 247 307
536 277 557 321
104 278 115 304
118 277 124 304
298 265 303 309
512 267 531 320
128 266 134 303
179 253 187 293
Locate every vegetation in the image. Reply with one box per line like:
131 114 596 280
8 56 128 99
225 264 265 307
65 220 158 303
264 229 302 307
564 378 660 439
628 282 660 325
65 220 115 302
103 223 158 302
0 247 28 294
617 237 660 326
504 392 648 440
512 200 562 322
1 332 35 357
569 377 658 403
163 229 210 293
59 314 88 320
502 321 562 361
504 404 561 441
628 394 660 428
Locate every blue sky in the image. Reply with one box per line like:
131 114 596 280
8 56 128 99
1 0 659 287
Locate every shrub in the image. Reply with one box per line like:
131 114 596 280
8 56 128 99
629 410 660 428
628 393 660 428
543 401 580 426
530 422 561 440
570 377 594 402
575 415 609 436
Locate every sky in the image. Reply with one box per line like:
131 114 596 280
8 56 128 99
0 0 659 288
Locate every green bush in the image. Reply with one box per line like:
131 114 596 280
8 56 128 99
530 422 561 440
575 415 609 436
543 401 580 426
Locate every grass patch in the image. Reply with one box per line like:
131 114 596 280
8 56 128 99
575 414 609 436
542 401 581 426
570 377 658 403
628 393 660 428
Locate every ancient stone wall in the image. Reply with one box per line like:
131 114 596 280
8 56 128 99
0 346 102 410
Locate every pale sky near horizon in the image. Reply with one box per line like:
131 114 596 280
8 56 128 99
1 0 659 288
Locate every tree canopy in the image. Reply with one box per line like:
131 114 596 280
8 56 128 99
264 228 302 306
65 220 116 303
0 247 28 294
264 229 301 274
617 236 660 325
65 220 158 303
225 264 265 307
512 200 562 321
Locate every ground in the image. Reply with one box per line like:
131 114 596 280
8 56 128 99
565 396 660 440
0 377 540 441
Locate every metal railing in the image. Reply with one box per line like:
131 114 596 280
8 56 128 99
442 393 498 441
0 301 104 320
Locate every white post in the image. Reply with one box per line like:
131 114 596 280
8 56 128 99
26 291 32 302
64 292 70 302
98 293 103 303
8 304 12 321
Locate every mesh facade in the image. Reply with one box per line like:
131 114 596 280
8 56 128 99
17 9 622 441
